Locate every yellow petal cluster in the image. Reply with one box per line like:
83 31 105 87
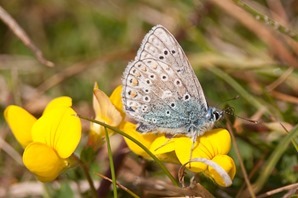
88 83 123 149
4 97 81 182
89 85 236 187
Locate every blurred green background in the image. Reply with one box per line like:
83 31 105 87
0 0 297 197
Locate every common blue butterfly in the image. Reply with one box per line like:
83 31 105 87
122 25 222 144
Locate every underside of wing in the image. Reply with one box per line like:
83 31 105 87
122 25 208 132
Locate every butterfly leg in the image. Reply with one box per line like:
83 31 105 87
154 134 177 152
136 122 156 132
189 129 198 168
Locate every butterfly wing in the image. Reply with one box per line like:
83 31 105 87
122 25 208 134
138 25 207 106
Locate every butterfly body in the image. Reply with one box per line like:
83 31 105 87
122 25 222 141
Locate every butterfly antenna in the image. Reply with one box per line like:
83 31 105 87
225 95 240 102
223 106 259 124
214 95 240 110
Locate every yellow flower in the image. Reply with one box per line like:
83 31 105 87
145 128 235 187
4 97 81 182
126 125 236 186
173 128 236 187
4 105 36 148
206 154 236 187
89 85 236 187
88 83 123 149
121 121 162 159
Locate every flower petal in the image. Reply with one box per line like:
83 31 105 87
43 96 72 115
93 84 122 127
88 125 106 148
150 135 175 155
175 129 231 172
23 142 69 182
89 84 123 148
32 107 81 158
207 155 236 187
122 122 158 159
109 85 124 115
199 128 231 156
150 135 180 163
4 105 36 148
175 137 208 172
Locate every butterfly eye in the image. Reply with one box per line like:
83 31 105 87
166 110 171 116
213 111 222 121
170 102 176 108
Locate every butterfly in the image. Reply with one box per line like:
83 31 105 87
122 25 222 144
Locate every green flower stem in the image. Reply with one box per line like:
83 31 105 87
97 140 127 197
104 126 118 198
72 155 97 198
78 115 178 186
